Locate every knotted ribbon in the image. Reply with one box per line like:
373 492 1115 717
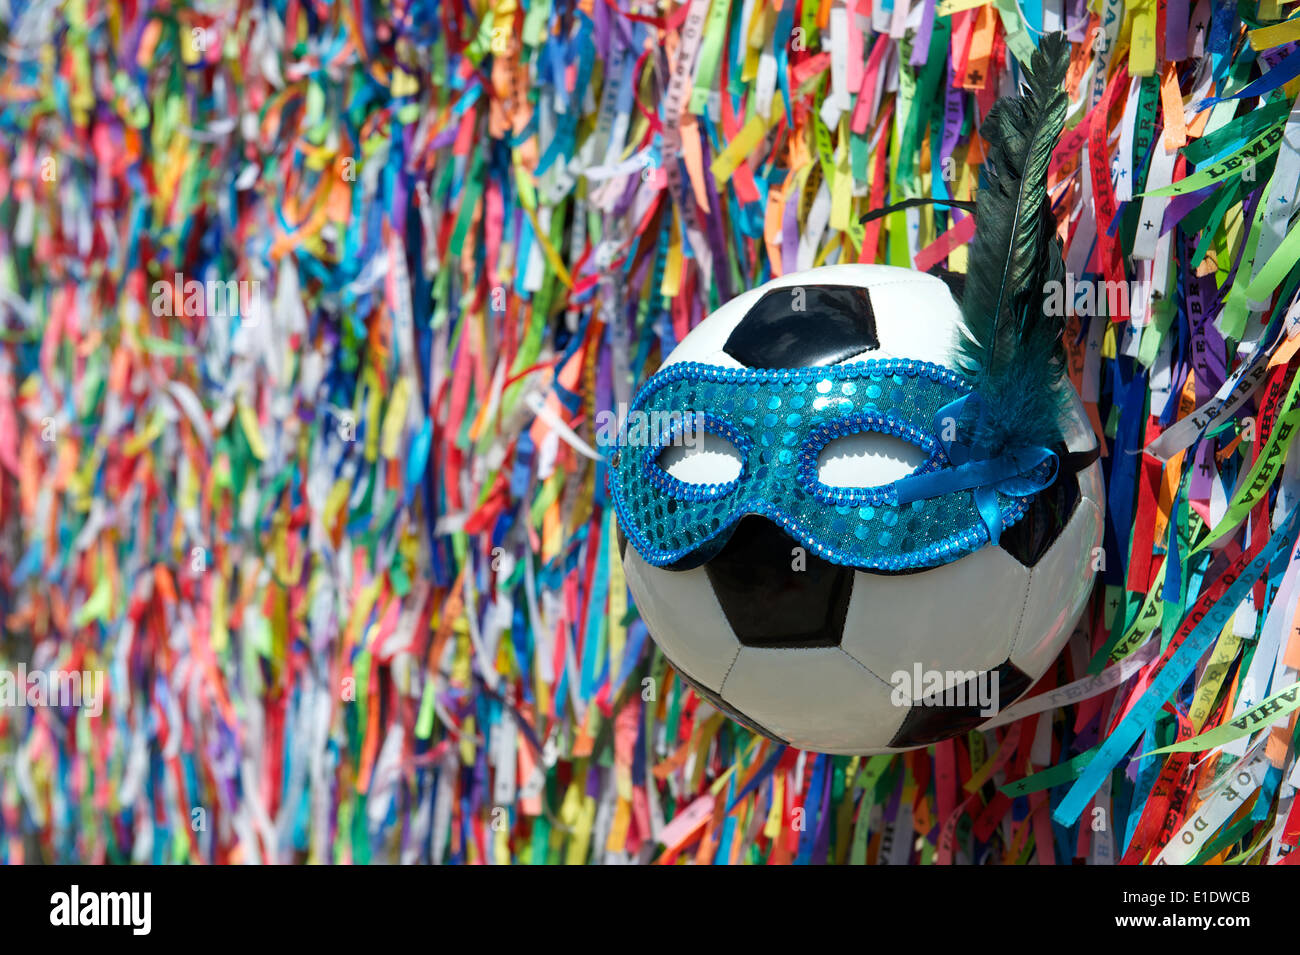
891 394 1059 544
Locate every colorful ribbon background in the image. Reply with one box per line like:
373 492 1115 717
4 0 1300 865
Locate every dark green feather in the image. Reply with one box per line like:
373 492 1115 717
955 33 1073 457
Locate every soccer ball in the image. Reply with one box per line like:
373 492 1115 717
615 264 1104 754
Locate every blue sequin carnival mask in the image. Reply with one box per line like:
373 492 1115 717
608 359 1061 572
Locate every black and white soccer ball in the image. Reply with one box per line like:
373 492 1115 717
618 264 1104 754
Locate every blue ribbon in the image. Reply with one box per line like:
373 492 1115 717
891 394 1058 544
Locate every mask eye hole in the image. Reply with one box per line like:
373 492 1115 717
657 430 744 486
799 413 942 505
644 413 748 499
817 432 929 488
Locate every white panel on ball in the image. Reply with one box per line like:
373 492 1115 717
659 291 765 369
839 547 1031 688
1078 459 1106 514
620 546 740 693
1009 498 1104 679
719 646 906 754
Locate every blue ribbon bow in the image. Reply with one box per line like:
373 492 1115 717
891 394 1058 544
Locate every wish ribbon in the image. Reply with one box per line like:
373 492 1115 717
892 394 1059 545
